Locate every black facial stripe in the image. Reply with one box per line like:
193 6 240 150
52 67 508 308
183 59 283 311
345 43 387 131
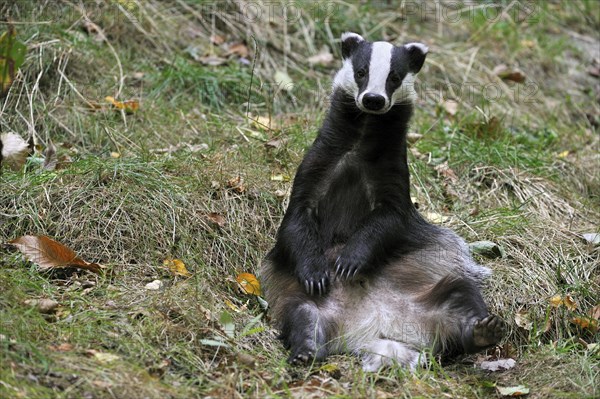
351 42 373 94
386 46 410 99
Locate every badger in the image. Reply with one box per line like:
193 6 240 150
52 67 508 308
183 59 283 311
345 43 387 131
260 32 504 371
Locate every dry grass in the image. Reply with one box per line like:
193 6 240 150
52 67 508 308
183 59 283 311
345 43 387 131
1 1 599 398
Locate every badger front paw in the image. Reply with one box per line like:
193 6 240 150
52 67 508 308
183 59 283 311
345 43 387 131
334 253 367 280
297 262 331 296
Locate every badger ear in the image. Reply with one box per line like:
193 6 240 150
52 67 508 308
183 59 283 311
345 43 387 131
341 32 364 59
404 42 428 73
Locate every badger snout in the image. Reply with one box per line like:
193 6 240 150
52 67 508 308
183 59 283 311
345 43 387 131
361 93 387 112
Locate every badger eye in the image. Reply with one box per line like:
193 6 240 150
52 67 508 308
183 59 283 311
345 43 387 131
356 69 366 79
390 74 401 84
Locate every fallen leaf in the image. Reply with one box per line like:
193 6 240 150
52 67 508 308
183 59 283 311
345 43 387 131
589 305 600 320
237 352 256 367
563 294 577 311
434 161 458 183
236 272 262 296
210 34 224 45
520 39 536 48
224 298 241 312
86 349 120 364
163 258 191 277
571 316 598 333
424 211 449 224
493 64 526 83
497 385 530 396
43 139 57 171
48 343 74 352
205 212 226 227
274 70 294 92
198 55 227 66
0 25 27 96
264 138 286 149
480 358 516 371
307 46 334 66
227 175 245 193
145 280 163 290
469 240 506 259
515 309 532 330
582 233 600 245
442 99 458 115
226 42 249 58
270 174 290 182
406 133 423 144
249 115 278 131
0 132 30 170
549 295 563 308
81 20 106 42
24 298 59 314
10 235 104 273
105 96 139 113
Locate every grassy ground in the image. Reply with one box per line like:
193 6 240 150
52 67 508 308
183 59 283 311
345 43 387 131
1 1 598 398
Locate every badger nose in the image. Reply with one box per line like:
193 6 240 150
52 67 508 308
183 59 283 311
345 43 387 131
362 93 386 111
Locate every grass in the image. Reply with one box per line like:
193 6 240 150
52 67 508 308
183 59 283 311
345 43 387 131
1 1 599 398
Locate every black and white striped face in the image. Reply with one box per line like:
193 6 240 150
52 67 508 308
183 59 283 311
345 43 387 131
333 32 428 114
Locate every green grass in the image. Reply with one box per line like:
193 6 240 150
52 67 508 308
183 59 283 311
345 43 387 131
1 1 599 398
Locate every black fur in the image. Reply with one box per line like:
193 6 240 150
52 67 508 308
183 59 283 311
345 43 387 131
262 34 504 368
268 85 436 295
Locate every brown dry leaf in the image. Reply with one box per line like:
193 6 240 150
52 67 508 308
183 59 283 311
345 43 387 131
227 175 245 193
493 64 526 83
205 212 226 227
249 115 278 132
0 132 30 170
210 34 224 45
226 42 249 58
549 295 563 308
48 343 74 352
270 174 290 182
424 211 449 224
264 138 286 149
435 161 458 183
198 55 227 66
563 294 577 311
163 258 192 277
236 272 262 296
442 99 459 115
86 349 120 364
10 235 104 273
81 20 106 42
515 309 532 330
406 132 423 144
105 96 139 113
24 298 59 314
571 316 598 333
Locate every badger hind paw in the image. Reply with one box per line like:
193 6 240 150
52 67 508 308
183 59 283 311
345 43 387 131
473 314 505 349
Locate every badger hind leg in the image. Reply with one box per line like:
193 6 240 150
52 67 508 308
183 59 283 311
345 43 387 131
279 301 330 364
360 339 423 372
464 314 506 352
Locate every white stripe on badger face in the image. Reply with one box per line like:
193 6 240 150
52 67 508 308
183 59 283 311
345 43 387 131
358 41 393 111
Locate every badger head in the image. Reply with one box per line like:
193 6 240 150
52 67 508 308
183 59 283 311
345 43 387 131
333 32 428 114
